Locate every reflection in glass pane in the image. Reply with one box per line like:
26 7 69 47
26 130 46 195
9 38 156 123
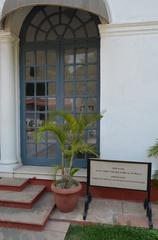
75 28 86 38
47 82 56 96
64 66 74 81
50 15 59 25
87 98 96 112
64 28 73 39
47 98 56 111
27 144 36 158
88 65 97 80
26 83 34 96
87 130 96 144
76 65 85 80
61 14 69 24
36 31 46 41
36 98 46 111
31 11 45 26
26 129 36 143
76 82 86 96
64 50 74 64
47 112 57 121
26 112 35 127
47 51 56 65
87 82 97 96
26 52 35 65
55 25 66 36
76 98 86 113
36 83 45 96
26 98 35 111
88 49 97 63
40 20 51 31
36 117 44 127
70 17 81 29
37 112 46 122
37 131 46 143
47 31 57 40
47 66 56 80
26 26 36 42
36 51 45 65
64 98 73 112
47 132 56 143
64 82 73 96
48 144 56 159
26 67 34 81
37 144 47 158
36 67 45 81
76 49 86 64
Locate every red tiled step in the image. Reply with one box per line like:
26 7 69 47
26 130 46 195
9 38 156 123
0 178 29 191
0 193 55 231
0 185 46 209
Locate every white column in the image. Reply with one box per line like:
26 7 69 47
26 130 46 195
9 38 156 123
0 31 21 172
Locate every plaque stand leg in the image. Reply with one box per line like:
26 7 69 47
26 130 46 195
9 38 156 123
144 198 153 229
83 193 91 220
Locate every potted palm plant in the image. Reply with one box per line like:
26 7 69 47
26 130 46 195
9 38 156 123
38 111 103 212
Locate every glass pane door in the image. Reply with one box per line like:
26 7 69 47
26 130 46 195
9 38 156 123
63 47 99 167
22 46 99 167
23 48 59 166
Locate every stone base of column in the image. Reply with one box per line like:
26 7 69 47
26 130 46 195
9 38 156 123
0 162 22 173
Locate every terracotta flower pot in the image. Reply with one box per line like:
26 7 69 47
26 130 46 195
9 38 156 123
51 181 82 213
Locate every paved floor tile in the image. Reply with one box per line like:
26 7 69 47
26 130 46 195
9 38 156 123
122 201 146 217
86 198 123 224
115 215 149 228
0 221 69 240
45 221 70 233
50 197 157 228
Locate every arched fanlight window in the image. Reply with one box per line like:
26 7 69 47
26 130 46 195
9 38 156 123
21 6 100 42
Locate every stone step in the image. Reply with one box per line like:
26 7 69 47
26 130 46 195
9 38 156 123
0 184 46 209
0 192 55 231
0 178 29 191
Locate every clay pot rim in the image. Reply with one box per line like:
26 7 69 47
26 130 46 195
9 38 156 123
51 181 82 195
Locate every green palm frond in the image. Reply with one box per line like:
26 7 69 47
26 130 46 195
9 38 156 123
148 139 158 158
70 168 80 177
73 113 103 134
52 165 61 180
38 122 67 149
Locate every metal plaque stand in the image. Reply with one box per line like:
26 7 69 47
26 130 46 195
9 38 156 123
83 159 153 229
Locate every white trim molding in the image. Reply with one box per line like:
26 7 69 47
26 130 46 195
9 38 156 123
0 30 19 42
99 21 158 37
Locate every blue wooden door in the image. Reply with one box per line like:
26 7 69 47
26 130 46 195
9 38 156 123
20 6 100 167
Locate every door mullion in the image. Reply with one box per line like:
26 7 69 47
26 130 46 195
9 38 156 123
58 44 64 111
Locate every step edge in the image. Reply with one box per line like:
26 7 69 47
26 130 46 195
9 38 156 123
0 205 55 231
0 186 46 209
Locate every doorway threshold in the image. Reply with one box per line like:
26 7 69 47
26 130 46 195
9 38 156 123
13 166 87 182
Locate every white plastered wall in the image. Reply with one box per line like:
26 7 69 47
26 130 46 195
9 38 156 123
99 23 158 174
106 0 158 23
